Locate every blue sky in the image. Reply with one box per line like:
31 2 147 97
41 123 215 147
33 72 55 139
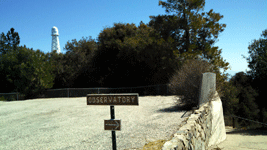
1 0 266 81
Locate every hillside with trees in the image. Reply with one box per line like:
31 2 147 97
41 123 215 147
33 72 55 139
1 0 266 128
0 28 55 99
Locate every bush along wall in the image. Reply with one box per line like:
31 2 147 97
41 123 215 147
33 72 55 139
162 73 226 150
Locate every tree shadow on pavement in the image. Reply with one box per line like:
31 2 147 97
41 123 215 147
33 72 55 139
156 103 192 113
155 101 195 118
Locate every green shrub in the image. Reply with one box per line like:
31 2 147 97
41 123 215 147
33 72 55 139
8 95 16 101
220 81 240 116
0 95 17 101
0 96 6 101
229 72 260 128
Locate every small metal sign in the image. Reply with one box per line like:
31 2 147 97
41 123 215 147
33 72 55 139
104 119 121 131
87 93 139 105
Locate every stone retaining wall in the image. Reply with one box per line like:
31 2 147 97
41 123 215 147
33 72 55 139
162 72 226 150
162 102 212 150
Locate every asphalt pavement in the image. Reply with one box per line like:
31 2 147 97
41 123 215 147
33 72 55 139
209 126 267 150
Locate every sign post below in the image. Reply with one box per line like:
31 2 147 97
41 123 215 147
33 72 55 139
87 93 139 150
110 106 116 150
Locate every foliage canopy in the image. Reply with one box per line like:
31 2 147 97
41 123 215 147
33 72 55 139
149 0 231 100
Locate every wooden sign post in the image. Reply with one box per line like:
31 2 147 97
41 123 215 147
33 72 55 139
87 93 139 150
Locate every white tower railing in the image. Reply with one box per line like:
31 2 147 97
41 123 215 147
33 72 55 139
51 26 61 53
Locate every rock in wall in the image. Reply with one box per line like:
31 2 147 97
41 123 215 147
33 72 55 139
162 91 226 150
162 102 212 150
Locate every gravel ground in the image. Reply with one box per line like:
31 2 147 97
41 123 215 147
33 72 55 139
0 96 188 150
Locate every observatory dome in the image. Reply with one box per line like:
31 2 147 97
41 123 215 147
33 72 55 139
52 26 59 36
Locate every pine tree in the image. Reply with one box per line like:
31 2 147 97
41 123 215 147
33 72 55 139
149 0 231 99
244 29 267 123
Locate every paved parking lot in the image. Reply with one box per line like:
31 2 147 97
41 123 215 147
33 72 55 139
0 96 186 150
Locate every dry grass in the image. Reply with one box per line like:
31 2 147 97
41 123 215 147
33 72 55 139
168 58 214 108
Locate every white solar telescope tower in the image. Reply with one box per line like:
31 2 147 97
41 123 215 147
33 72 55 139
51 26 61 53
